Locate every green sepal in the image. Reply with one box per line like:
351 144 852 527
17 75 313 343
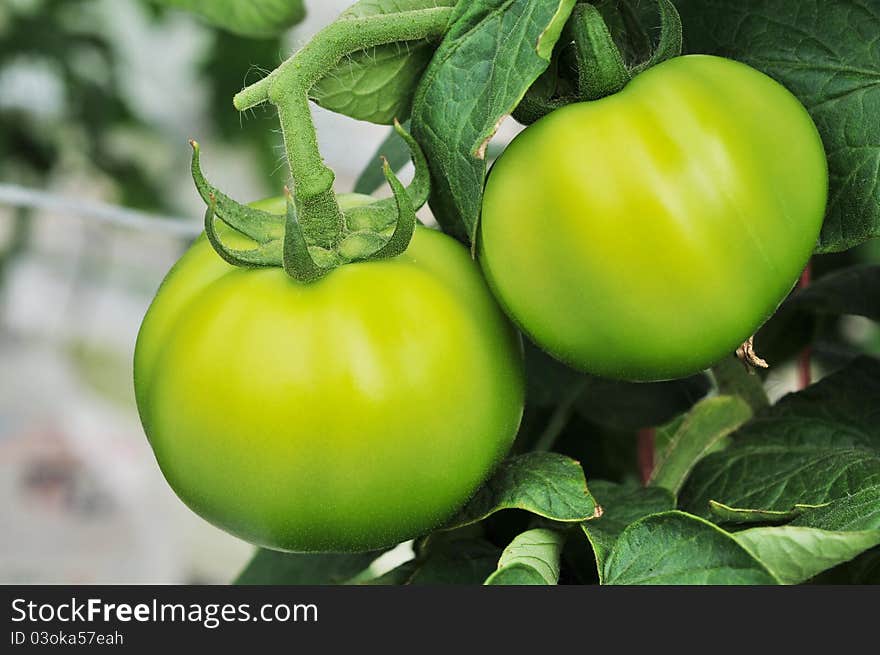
630 0 682 75
191 120 429 283
336 160 416 262
190 140 283 244
363 158 417 261
347 120 431 230
392 119 430 210
337 232 388 262
203 195 281 268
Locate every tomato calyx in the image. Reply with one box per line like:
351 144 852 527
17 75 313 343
192 121 429 282
513 0 683 125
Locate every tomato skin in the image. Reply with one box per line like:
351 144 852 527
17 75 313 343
480 55 827 381
134 196 524 552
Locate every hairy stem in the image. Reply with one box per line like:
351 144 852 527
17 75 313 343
710 355 770 413
233 7 453 246
569 3 631 101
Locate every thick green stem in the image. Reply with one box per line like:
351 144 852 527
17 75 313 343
710 355 770 413
233 7 453 249
233 9 453 111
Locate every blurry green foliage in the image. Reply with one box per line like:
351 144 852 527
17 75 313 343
0 0 164 208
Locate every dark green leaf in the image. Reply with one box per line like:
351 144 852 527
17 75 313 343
154 0 305 38
554 415 639 484
754 300 818 369
733 525 880 585
574 372 712 431
581 480 675 581
681 358 880 518
408 537 501 584
526 341 711 429
649 396 753 495
412 0 577 241
792 485 880 532
359 560 419 585
810 547 880 584
523 341 587 408
709 500 814 526
484 528 566 585
792 265 880 320
444 452 601 530
604 511 778 585
676 0 880 253
235 549 380 585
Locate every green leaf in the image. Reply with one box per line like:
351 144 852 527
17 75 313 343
710 355 770 413
235 549 380 585
581 480 675 581
407 537 501 584
810 547 880 584
649 396 753 495
792 485 880 532
154 0 305 38
484 528 566 585
310 1 456 124
792 265 880 321
733 525 880 585
681 358 880 518
676 0 880 253
444 452 601 530
709 500 816 526
412 0 577 241
359 560 419 585
604 511 778 585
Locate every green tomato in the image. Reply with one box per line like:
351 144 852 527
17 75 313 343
134 195 524 552
480 55 827 381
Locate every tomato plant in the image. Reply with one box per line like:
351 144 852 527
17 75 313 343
131 0 880 585
480 54 827 381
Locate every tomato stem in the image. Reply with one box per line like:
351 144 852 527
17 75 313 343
225 7 452 277
569 3 631 101
234 7 452 226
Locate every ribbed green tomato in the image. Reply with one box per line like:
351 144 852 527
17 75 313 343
480 55 827 381
134 196 524 553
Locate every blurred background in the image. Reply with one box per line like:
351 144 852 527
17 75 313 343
1 0 878 584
